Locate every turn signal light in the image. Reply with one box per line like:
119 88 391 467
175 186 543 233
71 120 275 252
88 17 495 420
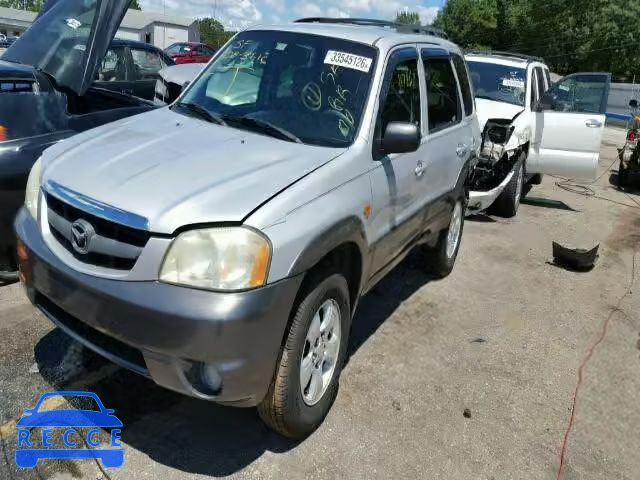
16 239 29 284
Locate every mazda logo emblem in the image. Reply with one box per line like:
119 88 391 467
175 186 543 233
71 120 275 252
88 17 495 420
70 219 95 255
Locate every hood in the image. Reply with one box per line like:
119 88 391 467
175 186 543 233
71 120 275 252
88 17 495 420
2 0 130 96
42 108 345 234
475 98 525 132
159 63 204 87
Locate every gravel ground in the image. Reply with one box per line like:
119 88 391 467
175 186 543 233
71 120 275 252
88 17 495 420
0 127 638 480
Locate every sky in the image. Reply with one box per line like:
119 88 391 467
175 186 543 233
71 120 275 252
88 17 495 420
139 0 446 29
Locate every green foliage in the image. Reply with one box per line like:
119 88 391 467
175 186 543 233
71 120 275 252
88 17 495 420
433 0 640 79
395 11 421 26
0 0 45 12
129 0 141 9
198 17 235 48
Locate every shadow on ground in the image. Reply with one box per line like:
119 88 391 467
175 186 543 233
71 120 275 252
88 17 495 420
32 252 433 477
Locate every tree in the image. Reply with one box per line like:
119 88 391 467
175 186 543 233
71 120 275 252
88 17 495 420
395 11 421 26
432 0 498 50
129 0 141 9
432 0 640 79
198 17 234 48
0 0 45 12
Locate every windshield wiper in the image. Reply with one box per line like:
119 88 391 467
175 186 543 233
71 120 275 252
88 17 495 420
223 115 303 144
173 102 226 126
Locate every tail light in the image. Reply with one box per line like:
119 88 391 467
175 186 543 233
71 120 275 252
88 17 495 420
629 130 637 143
0 125 6 142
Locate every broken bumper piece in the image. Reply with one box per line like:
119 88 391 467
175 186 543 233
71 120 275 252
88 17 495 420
467 170 515 213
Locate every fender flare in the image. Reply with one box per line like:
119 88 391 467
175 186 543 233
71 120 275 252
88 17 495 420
288 216 369 288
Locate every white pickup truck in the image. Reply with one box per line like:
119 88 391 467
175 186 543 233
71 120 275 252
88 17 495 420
465 51 611 217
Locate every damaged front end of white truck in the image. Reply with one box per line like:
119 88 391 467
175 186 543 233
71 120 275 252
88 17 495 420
467 112 532 218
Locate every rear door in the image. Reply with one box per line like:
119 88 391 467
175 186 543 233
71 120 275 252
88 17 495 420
130 47 167 100
94 46 133 95
418 48 470 229
528 73 611 179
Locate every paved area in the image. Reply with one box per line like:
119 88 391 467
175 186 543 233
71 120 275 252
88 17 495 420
1 128 638 479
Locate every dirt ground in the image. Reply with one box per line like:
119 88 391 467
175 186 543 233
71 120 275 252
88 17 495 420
0 127 638 480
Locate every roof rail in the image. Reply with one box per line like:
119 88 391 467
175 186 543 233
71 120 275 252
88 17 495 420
295 17 396 28
295 17 449 40
466 49 545 63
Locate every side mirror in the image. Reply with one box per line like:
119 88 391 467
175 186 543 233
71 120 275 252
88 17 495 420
630 99 638 109
381 122 421 155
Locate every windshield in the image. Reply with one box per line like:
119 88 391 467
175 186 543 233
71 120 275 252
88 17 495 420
179 31 377 147
167 43 192 54
467 60 527 106
2 0 130 95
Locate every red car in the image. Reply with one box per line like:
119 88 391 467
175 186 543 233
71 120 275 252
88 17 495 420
165 42 217 64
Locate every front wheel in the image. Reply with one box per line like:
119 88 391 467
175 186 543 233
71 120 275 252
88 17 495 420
491 157 525 218
423 198 465 278
258 274 351 439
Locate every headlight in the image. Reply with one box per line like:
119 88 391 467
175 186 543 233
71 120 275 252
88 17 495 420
25 157 43 221
159 227 271 291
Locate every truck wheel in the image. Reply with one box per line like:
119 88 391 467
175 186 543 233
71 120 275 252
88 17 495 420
492 157 524 218
424 198 465 278
258 274 350 439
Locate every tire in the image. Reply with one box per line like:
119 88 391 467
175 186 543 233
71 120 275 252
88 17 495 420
491 155 525 218
424 198 465 278
258 273 351 439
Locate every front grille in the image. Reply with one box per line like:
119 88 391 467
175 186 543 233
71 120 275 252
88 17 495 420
35 293 149 376
46 193 150 271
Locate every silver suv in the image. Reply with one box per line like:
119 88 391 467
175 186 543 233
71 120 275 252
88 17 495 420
16 18 480 438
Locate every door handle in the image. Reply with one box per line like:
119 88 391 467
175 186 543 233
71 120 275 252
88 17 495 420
121 89 134 95
585 119 603 128
456 144 468 157
415 161 426 178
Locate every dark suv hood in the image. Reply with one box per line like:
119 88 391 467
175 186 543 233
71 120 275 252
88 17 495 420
2 0 129 96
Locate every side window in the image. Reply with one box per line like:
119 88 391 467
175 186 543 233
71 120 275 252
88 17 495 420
380 58 421 132
542 74 609 114
535 67 546 97
424 57 461 132
452 54 474 116
97 48 127 82
131 48 164 80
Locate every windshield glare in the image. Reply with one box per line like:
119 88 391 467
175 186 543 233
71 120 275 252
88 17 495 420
180 31 377 147
467 60 527 106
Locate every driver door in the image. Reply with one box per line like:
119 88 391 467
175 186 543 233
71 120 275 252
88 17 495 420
527 73 611 179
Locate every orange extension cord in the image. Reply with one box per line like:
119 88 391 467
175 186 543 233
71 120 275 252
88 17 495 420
556 252 637 480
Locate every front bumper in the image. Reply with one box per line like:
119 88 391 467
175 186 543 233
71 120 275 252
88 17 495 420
15 208 303 406
467 170 515 213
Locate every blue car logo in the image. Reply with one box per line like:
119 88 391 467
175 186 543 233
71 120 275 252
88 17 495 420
15 391 123 469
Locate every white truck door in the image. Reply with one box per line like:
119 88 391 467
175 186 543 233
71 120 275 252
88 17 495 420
527 73 611 180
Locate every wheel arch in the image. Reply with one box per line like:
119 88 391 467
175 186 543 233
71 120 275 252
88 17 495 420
288 216 369 312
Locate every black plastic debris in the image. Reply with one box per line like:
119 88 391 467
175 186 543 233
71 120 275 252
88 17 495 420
463 408 472 419
551 242 600 271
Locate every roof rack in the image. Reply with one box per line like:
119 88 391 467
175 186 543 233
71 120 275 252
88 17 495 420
295 17 449 40
466 49 545 64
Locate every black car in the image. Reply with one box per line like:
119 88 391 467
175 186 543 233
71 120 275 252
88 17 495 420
95 39 175 100
0 0 169 280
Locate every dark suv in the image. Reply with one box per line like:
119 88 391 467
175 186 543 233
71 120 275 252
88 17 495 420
0 1 173 279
